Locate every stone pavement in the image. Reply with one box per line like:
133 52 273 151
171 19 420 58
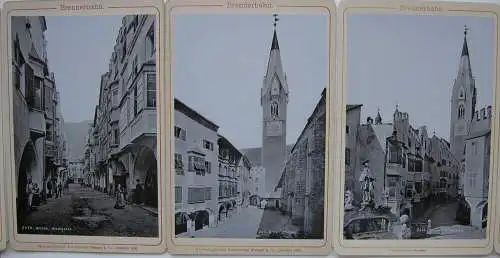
181 206 264 238
258 209 300 234
429 225 486 239
19 184 158 237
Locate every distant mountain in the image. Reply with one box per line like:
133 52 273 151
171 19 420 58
63 120 92 161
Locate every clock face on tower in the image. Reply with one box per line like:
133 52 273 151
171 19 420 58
266 121 282 136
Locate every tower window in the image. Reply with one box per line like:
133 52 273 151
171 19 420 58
271 101 279 117
458 104 465 119
459 88 465 99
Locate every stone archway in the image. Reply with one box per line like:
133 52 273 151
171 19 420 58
194 210 210 231
17 141 38 220
175 212 190 235
134 147 158 207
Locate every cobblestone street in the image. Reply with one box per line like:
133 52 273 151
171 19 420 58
258 209 300 234
19 184 158 237
181 206 264 238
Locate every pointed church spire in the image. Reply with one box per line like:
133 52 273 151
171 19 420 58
271 14 280 50
461 25 469 56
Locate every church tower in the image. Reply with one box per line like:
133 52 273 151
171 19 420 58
450 26 477 162
261 14 289 194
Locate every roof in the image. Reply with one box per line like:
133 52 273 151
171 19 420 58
462 32 469 56
271 29 279 50
347 104 363 112
465 129 491 140
370 124 393 150
174 98 219 132
240 145 293 167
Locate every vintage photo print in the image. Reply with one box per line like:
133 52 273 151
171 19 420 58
333 0 500 256
0 0 166 253
166 0 335 255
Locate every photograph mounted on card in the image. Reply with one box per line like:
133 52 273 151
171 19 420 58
333 0 500 256
0 8 8 252
0 0 166 253
166 0 335 255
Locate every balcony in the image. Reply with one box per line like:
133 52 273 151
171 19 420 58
120 109 156 150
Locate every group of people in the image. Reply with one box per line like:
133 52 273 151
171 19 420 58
25 179 64 212
113 179 144 209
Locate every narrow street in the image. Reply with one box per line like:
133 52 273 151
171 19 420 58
19 184 158 237
183 206 264 238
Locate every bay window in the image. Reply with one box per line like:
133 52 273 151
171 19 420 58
146 73 156 107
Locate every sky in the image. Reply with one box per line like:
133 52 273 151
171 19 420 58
172 13 329 149
44 15 123 123
346 13 495 141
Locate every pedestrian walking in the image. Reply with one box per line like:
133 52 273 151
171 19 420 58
57 182 62 198
32 183 40 208
47 180 53 199
114 184 126 209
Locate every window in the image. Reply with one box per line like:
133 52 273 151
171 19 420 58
175 186 182 203
112 89 119 106
345 148 351 165
174 126 186 140
113 128 119 145
346 125 350 134
146 24 155 56
415 182 422 194
188 156 206 174
205 161 211 173
204 187 212 200
146 73 156 107
174 153 184 175
203 140 214 151
458 104 465 119
388 177 398 197
408 158 422 172
388 144 402 164
271 101 279 117
133 85 138 116
459 88 465 99
187 187 206 204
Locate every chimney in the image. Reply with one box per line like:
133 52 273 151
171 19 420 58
481 107 486 120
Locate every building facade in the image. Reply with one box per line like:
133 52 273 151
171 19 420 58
83 15 158 208
277 89 326 238
464 108 491 228
217 135 242 221
12 16 68 215
174 99 219 235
